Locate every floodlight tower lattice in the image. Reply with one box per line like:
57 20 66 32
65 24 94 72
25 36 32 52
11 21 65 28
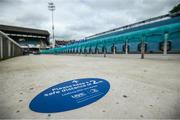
48 1 56 48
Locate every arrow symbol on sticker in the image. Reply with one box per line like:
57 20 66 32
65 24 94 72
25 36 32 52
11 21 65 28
72 80 78 83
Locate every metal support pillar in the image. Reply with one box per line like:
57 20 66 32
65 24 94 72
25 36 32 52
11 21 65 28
163 33 168 55
12 43 14 57
0 36 3 59
113 44 116 54
141 37 145 59
8 40 11 57
103 47 106 57
125 40 128 54
85 49 87 56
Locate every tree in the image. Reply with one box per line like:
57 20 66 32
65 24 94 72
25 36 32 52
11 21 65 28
170 3 180 17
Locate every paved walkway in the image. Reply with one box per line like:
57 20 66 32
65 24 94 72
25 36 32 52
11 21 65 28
0 54 180 119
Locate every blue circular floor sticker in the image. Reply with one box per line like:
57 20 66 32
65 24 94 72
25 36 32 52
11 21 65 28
29 78 110 113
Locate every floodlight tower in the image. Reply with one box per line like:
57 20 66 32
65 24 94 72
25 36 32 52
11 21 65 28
48 1 56 48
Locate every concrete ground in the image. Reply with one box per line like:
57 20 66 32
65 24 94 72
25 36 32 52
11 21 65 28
0 54 180 119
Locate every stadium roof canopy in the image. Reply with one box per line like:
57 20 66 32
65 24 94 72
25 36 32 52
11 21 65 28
0 24 50 36
0 24 50 45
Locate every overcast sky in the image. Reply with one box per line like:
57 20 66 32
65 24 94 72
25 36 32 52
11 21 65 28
0 0 179 40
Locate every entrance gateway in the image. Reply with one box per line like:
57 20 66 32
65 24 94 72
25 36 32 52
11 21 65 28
29 78 110 113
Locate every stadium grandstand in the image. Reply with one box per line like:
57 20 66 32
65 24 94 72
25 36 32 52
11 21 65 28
55 40 75 47
41 12 180 56
0 25 50 54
